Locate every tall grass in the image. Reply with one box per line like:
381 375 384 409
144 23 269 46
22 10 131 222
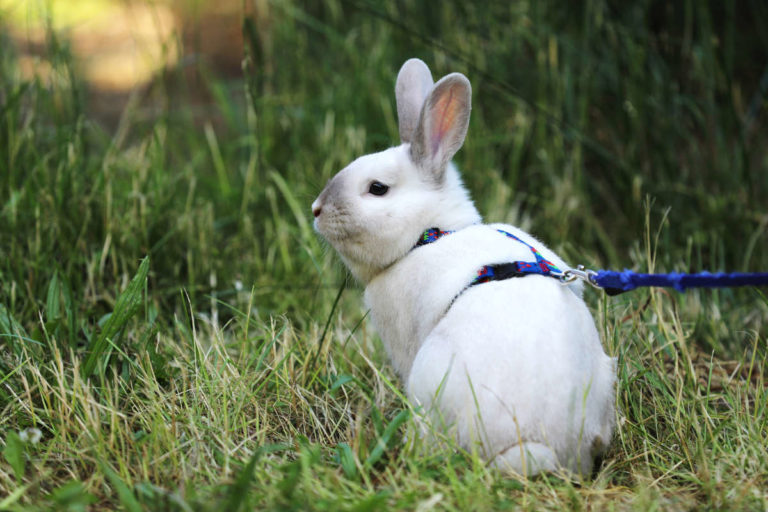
1 0 767 509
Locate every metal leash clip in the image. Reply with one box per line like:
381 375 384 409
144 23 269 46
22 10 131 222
558 265 601 288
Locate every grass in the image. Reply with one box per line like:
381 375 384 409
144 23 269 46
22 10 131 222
1 0 767 509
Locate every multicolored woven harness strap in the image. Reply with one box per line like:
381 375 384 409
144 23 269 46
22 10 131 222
414 227 563 286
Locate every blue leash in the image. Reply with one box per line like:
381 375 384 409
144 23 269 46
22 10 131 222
414 228 768 296
562 267 768 296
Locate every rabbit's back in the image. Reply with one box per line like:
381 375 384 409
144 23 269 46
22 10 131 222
406 274 615 474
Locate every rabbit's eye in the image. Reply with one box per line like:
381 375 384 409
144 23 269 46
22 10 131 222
368 181 389 196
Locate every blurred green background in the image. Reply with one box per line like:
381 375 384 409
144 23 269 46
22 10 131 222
2 0 766 330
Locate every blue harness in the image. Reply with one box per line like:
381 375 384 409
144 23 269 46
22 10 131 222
414 227 563 286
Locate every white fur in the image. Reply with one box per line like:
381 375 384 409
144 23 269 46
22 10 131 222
312 59 615 477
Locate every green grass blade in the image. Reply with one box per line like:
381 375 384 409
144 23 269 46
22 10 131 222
269 170 313 244
99 461 143 512
223 449 263 512
82 257 149 378
0 360 26 387
0 303 28 339
309 279 345 372
335 442 357 479
224 444 289 510
364 409 410 469
48 480 97 509
45 271 62 323
3 431 25 481
0 483 30 508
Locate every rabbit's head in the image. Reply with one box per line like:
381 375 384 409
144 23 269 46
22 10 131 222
312 59 481 282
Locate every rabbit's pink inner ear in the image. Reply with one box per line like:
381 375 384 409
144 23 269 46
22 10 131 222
430 85 461 155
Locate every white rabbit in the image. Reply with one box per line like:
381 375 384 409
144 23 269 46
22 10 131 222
312 58 616 477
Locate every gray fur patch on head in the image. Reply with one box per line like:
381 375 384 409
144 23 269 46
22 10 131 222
313 171 364 243
316 171 346 209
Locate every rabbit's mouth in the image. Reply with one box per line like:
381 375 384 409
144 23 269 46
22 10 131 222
314 211 364 246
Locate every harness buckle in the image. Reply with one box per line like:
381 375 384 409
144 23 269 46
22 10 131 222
557 265 600 288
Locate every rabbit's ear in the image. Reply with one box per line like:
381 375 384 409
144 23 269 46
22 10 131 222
396 58 434 143
410 73 472 182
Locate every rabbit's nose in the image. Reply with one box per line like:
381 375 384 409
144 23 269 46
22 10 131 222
312 200 322 217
